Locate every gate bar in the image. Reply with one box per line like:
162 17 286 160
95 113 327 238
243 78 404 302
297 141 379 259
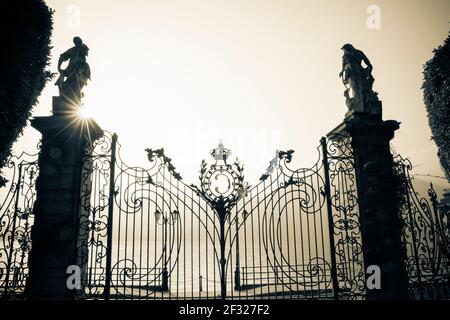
402 164 423 299
3 164 23 298
103 133 118 300
320 137 340 300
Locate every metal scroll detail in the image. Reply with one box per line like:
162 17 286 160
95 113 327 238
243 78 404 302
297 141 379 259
0 148 39 298
2 132 448 300
324 133 365 299
76 133 114 298
395 156 450 300
230 147 336 299
76 131 366 300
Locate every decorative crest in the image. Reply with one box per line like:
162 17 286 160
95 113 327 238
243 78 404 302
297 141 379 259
191 142 250 215
210 140 232 164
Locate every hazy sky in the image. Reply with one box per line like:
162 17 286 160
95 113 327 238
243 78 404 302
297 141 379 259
13 0 450 189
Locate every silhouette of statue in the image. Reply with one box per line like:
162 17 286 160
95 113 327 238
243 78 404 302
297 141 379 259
339 44 379 116
55 37 91 103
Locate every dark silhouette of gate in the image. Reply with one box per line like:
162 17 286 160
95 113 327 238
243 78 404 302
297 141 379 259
0 149 38 298
74 131 366 300
394 156 450 299
0 130 449 299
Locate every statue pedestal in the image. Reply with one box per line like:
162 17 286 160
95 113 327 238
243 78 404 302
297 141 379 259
345 100 383 121
52 96 81 115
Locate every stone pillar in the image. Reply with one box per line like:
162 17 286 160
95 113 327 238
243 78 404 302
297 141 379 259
441 189 450 206
329 112 409 299
26 96 103 299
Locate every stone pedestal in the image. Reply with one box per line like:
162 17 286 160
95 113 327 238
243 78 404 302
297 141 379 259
26 99 103 299
345 100 383 119
52 96 80 115
328 113 409 299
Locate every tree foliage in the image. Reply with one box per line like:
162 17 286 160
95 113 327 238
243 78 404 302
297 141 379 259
0 0 54 187
422 30 450 181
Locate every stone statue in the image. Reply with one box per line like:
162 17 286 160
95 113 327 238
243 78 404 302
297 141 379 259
339 44 380 117
55 37 91 103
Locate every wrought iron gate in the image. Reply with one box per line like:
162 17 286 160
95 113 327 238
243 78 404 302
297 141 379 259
75 131 366 300
0 131 449 300
394 156 450 299
0 149 39 298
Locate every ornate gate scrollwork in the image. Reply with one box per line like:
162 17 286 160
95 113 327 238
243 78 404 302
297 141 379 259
395 156 450 299
76 131 366 300
0 148 39 298
0 129 448 300
325 133 365 299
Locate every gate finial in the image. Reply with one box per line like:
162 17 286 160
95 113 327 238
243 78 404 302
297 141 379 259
210 140 232 164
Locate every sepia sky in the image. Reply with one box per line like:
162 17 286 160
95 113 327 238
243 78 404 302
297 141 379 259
12 0 450 190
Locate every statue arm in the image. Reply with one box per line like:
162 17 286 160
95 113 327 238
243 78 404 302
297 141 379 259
361 52 373 71
339 58 346 77
57 49 71 71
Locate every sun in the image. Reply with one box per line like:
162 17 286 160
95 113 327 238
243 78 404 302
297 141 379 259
78 103 93 119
